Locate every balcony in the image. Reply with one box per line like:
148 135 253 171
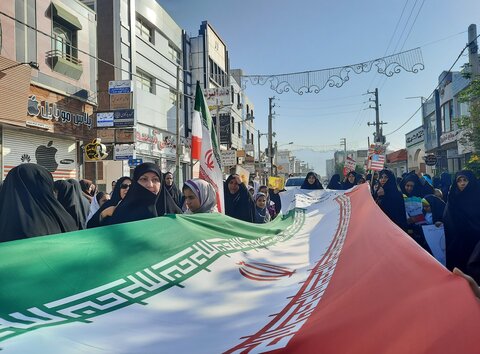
47 50 83 80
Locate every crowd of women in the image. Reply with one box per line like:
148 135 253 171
325 168 480 286
1 162 479 287
0 162 285 243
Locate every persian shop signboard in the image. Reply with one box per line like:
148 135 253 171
405 126 424 148
26 95 93 129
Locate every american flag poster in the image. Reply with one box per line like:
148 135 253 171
368 153 385 171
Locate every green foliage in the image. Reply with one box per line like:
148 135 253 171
465 154 480 178
457 77 480 153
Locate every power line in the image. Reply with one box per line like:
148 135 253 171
391 0 420 55
399 0 426 52
278 101 365 111
382 0 410 57
385 32 480 136
0 10 178 93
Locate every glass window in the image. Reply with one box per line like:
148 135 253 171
231 117 235 134
231 86 235 103
238 122 241 137
136 16 154 44
209 58 214 80
169 88 182 109
441 100 453 132
136 69 155 94
53 22 74 61
168 43 180 64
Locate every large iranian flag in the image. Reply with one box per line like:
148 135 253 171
1 185 479 353
193 81 225 213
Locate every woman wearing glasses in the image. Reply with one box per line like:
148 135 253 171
87 176 132 228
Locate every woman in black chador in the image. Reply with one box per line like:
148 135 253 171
374 169 407 231
327 174 342 190
443 170 480 272
440 171 452 202
156 172 183 215
87 176 132 228
341 171 357 190
54 179 90 230
301 172 324 190
0 164 77 242
107 163 163 225
224 174 255 222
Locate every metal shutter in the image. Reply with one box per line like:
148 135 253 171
3 129 77 180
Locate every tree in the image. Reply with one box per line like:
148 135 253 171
457 77 480 177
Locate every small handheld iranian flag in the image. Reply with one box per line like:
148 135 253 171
194 81 225 213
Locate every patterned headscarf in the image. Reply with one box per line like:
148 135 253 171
183 178 217 214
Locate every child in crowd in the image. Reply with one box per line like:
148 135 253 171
254 192 271 224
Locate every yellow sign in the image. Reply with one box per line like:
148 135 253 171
235 165 250 185
85 139 109 161
268 176 285 190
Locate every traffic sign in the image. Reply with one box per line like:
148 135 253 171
109 80 132 94
96 112 114 127
424 154 437 166
128 158 143 167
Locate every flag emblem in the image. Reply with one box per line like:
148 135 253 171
238 261 295 281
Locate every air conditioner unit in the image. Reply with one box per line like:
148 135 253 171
237 103 243 109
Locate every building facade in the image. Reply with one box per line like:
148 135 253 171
405 125 426 173
423 71 473 175
190 22 255 165
0 0 97 181
89 0 190 190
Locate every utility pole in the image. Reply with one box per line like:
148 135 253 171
367 88 387 143
468 24 480 77
257 130 261 172
268 96 275 176
340 138 347 162
215 98 221 148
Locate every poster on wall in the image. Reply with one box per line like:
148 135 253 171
3 130 77 180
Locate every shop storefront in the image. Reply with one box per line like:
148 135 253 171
1 84 95 180
135 123 191 180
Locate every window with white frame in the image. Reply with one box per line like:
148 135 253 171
168 43 181 64
169 88 182 109
136 16 154 44
136 69 155 94
53 22 75 61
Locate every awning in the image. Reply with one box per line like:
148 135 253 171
51 2 82 30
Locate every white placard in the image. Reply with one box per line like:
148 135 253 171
109 80 133 94
96 112 114 127
422 224 446 266
221 150 237 166
114 144 135 160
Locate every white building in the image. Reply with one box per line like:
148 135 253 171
190 22 255 158
405 126 426 173
86 0 190 189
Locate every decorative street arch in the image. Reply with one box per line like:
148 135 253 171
242 47 424 95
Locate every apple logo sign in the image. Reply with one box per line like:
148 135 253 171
35 141 58 172
27 95 40 116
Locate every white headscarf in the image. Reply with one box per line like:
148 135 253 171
183 178 217 214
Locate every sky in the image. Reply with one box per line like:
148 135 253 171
159 0 479 175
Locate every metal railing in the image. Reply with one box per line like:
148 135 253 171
46 50 82 66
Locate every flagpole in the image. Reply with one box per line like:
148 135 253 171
175 65 181 187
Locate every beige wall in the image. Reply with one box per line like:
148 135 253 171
206 25 227 72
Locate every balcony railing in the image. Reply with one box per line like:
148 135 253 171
46 50 82 66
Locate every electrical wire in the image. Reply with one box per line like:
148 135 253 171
385 32 480 136
0 10 177 93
